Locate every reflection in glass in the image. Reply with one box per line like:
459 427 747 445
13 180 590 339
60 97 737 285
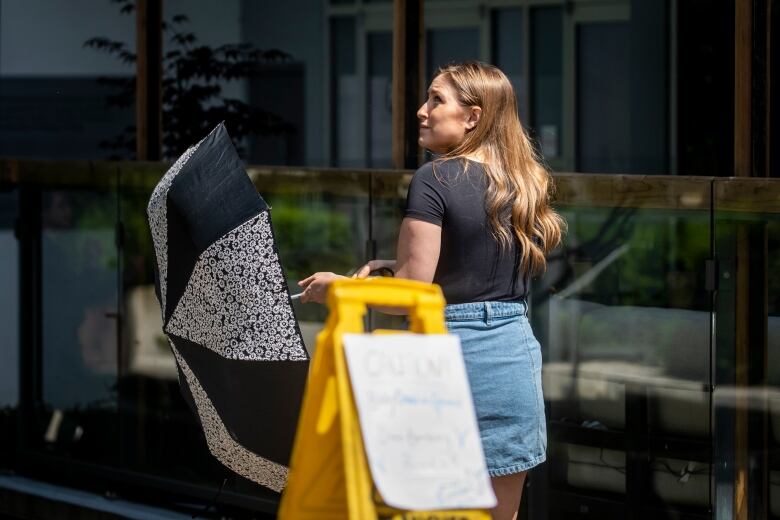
369 171 411 331
534 186 712 514
713 181 780 516
0 192 19 408
531 7 562 160
331 17 360 168
676 0 735 176
768 216 780 516
40 189 118 463
119 180 221 487
0 2 135 160
368 32 393 168
425 27 480 87
492 8 525 123
576 23 631 173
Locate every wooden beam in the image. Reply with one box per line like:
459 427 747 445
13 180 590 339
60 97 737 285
735 0 752 178
136 0 163 161
770 0 780 177
392 0 424 169
734 1 774 517
766 0 773 177
734 0 753 515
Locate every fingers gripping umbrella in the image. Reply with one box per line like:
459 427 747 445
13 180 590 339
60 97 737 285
146 123 309 492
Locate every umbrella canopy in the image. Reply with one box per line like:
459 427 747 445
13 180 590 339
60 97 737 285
146 123 309 492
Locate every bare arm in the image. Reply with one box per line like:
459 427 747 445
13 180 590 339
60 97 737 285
369 217 441 315
300 218 441 307
395 217 441 282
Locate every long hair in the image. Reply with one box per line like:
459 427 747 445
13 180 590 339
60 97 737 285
432 61 565 276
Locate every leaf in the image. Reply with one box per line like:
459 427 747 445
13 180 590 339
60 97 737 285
83 37 125 54
118 50 137 64
171 32 197 46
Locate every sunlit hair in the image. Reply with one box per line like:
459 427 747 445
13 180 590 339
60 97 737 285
431 60 565 276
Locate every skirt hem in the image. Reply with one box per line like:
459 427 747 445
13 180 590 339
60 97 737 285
487 453 546 477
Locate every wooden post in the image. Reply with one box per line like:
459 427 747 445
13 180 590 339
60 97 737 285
766 0 774 177
392 0 424 170
770 0 780 177
734 0 752 515
735 0 752 178
733 2 772 517
734 1 751 517
136 0 163 161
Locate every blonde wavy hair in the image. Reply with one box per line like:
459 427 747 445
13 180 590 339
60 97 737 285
432 61 565 276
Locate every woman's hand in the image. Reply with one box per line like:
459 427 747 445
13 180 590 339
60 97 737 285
298 272 346 304
351 259 397 279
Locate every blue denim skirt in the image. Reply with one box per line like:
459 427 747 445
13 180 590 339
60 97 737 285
445 301 547 477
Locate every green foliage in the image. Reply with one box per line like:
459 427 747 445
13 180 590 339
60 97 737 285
556 207 710 311
269 202 354 284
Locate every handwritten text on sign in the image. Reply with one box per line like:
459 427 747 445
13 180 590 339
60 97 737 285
343 333 496 510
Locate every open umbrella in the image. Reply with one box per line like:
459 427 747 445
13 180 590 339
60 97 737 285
146 122 309 492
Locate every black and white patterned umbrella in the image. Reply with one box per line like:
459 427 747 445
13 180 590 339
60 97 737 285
146 123 309 492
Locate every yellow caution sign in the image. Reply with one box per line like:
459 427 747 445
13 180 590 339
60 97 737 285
278 277 491 520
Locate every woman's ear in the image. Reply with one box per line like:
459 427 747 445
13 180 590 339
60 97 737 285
465 106 482 130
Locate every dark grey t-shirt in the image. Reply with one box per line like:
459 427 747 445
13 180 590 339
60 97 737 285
404 158 527 304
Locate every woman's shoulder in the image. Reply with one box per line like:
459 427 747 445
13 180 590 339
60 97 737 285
415 156 482 180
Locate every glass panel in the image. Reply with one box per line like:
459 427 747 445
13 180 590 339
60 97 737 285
255 168 371 347
576 22 631 173
0 189 17 468
770 215 780 519
39 185 119 465
628 1 670 174
531 7 563 160
330 17 361 167
159 1 323 166
369 171 410 331
712 179 780 517
0 191 19 409
676 0 735 176
118 166 223 487
533 176 713 516
368 32 393 168
425 27 480 87
492 8 526 123
12 163 780 516
241 2 314 166
0 2 135 159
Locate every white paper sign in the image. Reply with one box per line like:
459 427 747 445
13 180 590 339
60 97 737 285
343 333 496 510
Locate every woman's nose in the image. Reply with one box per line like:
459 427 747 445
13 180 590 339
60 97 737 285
417 103 427 120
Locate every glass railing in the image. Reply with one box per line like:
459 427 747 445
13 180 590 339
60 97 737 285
1 159 779 518
531 175 714 518
711 178 780 520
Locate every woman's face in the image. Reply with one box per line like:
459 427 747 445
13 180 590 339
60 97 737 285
417 75 475 154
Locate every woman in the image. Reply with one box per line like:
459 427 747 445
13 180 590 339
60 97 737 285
299 61 564 519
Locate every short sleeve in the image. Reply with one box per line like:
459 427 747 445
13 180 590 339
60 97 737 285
404 163 446 226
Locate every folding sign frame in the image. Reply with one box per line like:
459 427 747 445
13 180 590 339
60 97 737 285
278 278 491 520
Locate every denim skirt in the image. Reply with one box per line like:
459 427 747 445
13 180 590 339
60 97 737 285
445 301 547 477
